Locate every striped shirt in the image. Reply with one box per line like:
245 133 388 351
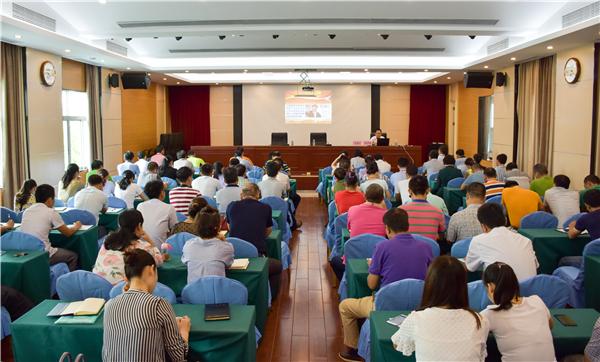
169 186 201 215
102 289 187 362
484 179 505 200
400 199 446 240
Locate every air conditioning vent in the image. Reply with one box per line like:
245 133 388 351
487 38 509 55
12 3 56 32
170 47 445 54
106 41 128 56
562 1 600 28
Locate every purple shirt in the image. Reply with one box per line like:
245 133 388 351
368 233 434 286
575 209 600 241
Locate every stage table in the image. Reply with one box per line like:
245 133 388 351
346 258 372 299
0 250 50 303
11 300 257 362
158 257 269 332
585 255 600 311
443 187 466 215
49 226 99 271
518 229 591 274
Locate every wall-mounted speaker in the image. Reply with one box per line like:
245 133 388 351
463 71 494 88
121 72 151 89
108 73 119 88
496 72 507 87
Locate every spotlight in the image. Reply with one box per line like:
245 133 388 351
272 34 279 39
175 36 182 41
379 34 389 40
125 37 132 42
328 34 336 39
218 35 226 40
424 34 432 40
468 35 476 39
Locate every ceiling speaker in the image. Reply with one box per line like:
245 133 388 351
463 71 494 88
108 73 119 88
121 72 151 89
496 72 507 87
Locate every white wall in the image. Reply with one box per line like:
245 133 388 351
492 65 515 161
242 84 371 145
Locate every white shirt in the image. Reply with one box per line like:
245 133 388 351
114 183 145 209
103 180 115 197
396 179 410 204
191 175 222 198
261 172 290 191
466 227 539 281
481 296 555 362
182 237 234 283
392 307 489 361
137 199 178 247
173 158 194 171
375 159 392 174
544 187 580 227
350 156 366 170
258 177 287 198
135 159 149 175
117 161 140 176
215 185 242 214
74 186 108 224
20 203 64 256
437 154 446 162
360 178 388 194
423 159 443 175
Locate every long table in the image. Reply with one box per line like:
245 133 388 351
346 258 372 299
49 226 99 271
518 229 591 274
11 300 257 362
585 255 600 311
0 250 50 303
370 308 600 361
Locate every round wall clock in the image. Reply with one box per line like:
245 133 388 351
563 57 580 84
40 61 56 86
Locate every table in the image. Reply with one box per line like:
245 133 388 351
266 229 282 261
158 257 269 332
290 179 297 196
271 210 285 234
442 187 466 215
342 228 350 246
519 229 591 274
585 255 600 311
11 300 257 362
346 258 372 299
98 209 124 232
50 226 99 271
370 308 600 361
0 250 50 303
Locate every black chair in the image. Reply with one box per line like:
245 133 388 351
271 133 288 146
310 133 327 146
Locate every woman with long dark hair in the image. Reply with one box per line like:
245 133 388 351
93 209 162 284
170 196 208 235
158 156 177 180
58 163 85 202
391 255 489 361
114 170 147 209
14 179 37 211
213 161 225 186
481 262 555 361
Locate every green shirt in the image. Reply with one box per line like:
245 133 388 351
530 175 554 197
187 156 205 168
86 169 113 182
332 180 345 194
580 185 600 209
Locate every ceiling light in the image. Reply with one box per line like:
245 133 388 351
424 34 432 40
147 73 151 76
98 0 106 3
125 38 132 42
100 59 105 63
231 35 236 38
510 57 516 61
483 65 489 69
243 69 248 73
463 71 467 74
364 68 369 72
379 34 390 40
163 77 167 81
176 82 180 85
175 36 182 41
446 76 451 80
328 34 336 39
434 80 438 83
394 82 398 84
424 69 429 72
272 34 279 39
216 83 219 85
126 67 131 70
65 49 71 53
468 35 476 39
340 71 351 74
546 45 554 50
218 35 226 40
14 34 21 39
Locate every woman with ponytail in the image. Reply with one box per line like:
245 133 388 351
481 262 555 361
170 196 208 235
14 179 37 211
114 170 147 209
93 209 162 284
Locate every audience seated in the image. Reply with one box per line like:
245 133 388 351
259 161 287 199
422 150 443 176
580 174 600 210
530 163 553 197
463 157 475 177
20 184 80 270
213 161 225 186
481 262 555 361
432 155 463 196
350 149 366 170
544 174 579 227
473 153 484 166
215 166 242 214
264 150 290 174
400 175 445 241
99 169 115 197
447 182 485 243
137 180 178 247
236 164 249 189
391 256 488 361
568 189 600 241
115 170 147 209
389 157 409 191
437 144 448 162
494 153 508 182
334 171 365 215
173 149 194 171
358 155 374 181
58 163 86 202
460 162 484 190
455 149 467 173
347 184 387 238
170 197 207 235
117 151 140 176
234 146 253 170
13 179 37 212
330 152 349 171
502 181 543 228
182 206 234 283
186 150 204 169
169 167 201 216
505 162 528 179
483 167 505 201
360 162 390 199
229 156 240 167
103 249 190 361
337 208 433 361
192 163 222 197
74 174 108 225
86 159 108 182
135 150 149 175
395 164 418 205
150 145 167 165
93 209 163 284
137 161 159 188
465 203 538 281
374 154 391 174
158 156 177 180
332 167 347 195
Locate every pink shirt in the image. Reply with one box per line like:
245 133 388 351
347 203 387 238
150 153 166 166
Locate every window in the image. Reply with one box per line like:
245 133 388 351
62 90 90 168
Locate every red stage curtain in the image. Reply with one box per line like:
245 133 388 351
409 85 447 162
168 86 211 148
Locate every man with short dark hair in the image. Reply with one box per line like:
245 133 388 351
337 207 434 362
191 163 222 198
580 174 600 210
347 184 388 238
389 157 409 190
396 164 418 204
447 182 485 243
466 203 538 281
370 128 384 145
530 163 553 197
174 150 194 171
332 167 347 195
374 154 391 174
258 161 287 198
544 175 579 226
136 150 149 175
483 167 505 200
169 167 201 215
422 149 443 176
118 151 140 176
432 155 463 196
360 161 390 199
215 167 241 214
74 174 108 224
460 162 485 190
234 146 253 169
138 180 178 247
569 189 600 240
495 153 508 182
455 149 467 173
86 159 106 182
400 175 445 240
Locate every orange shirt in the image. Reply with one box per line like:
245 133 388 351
502 187 543 228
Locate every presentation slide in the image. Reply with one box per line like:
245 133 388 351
284 90 332 124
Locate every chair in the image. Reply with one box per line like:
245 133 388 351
384 199 392 210
343 234 386 259
247 168 264 180
107 196 127 209
519 275 570 308
330 213 348 260
562 213 586 229
468 280 492 312
260 196 292 243
281 242 291 270
553 238 600 307
176 212 186 222
166 232 196 254
181 276 248 305
447 177 465 188
325 201 338 249
56 270 113 301
112 175 124 183
226 237 259 258
109 281 176 304
67 197 75 208
520 211 558 229
428 173 438 187
411 234 441 257
450 238 472 259
61 209 97 225
1 307 10 340
486 195 502 205
161 177 177 190
54 199 65 207
201 195 218 209
417 166 424 175
0 207 17 223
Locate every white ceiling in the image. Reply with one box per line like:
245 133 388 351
1 0 599 84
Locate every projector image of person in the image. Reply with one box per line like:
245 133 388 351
305 104 322 118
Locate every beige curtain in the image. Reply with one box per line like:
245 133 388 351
86 64 102 160
516 55 555 174
1 42 28 207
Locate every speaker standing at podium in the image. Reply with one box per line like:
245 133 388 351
370 129 384 145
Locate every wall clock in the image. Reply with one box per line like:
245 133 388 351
563 57 580 84
40 61 56 86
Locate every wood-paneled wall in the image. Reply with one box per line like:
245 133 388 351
121 83 158 153
62 58 85 92
380 85 411 145
456 85 493 156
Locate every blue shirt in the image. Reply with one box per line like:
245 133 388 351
389 169 407 194
463 171 485 186
575 209 600 241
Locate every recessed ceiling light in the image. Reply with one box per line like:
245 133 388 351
185 70 189 73
176 81 180 85
510 57 516 61
98 0 106 3
163 78 167 81
65 49 71 53
546 45 554 50
147 73 151 76
424 69 429 72
446 76 451 80
243 69 248 73
100 59 105 63
364 68 369 72
394 82 398 85
463 72 467 74
434 80 438 84
340 71 351 74
216 83 219 85
14 34 21 39
483 65 489 69
126 67 131 70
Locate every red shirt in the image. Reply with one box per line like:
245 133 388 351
347 203 387 238
335 190 366 214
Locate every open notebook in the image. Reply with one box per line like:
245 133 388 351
66 224 93 230
47 298 105 317
229 258 250 270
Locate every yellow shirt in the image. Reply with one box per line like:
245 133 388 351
502 187 543 228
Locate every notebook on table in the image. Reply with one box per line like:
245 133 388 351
47 298 105 317
204 303 230 321
229 258 250 270
106 207 123 213
55 314 101 325
66 224 93 231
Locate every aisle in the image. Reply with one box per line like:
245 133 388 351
257 196 344 362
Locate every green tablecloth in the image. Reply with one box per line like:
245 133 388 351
158 257 269 332
11 300 257 362
342 228 350 246
98 209 124 231
266 229 282 261
443 187 466 215
0 250 50 303
585 255 600 311
519 229 591 274
325 175 333 204
271 210 285 236
290 179 297 195
370 308 600 361
346 258 372 299
50 226 99 271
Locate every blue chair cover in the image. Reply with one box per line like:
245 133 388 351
107 196 127 209
486 195 502 205
325 201 338 249
109 281 177 304
182 276 248 305
54 199 65 207
382 171 393 179
56 270 113 301
562 213 586 229
384 199 392 209
226 237 259 258
553 238 600 307
61 209 96 225
112 175 124 183
519 275 570 308
330 213 348 260
67 197 75 208
520 211 558 229
281 243 291 270
161 177 178 190
176 212 186 222
450 238 472 258
247 168 264 180
1 307 10 340
260 197 292 243
343 234 386 259
248 177 261 184
447 177 465 188
166 232 196 254
468 280 491 312
417 166 424 175
49 263 70 296
444 214 450 228
428 173 438 187
0 207 17 223
201 195 218 209
411 234 441 257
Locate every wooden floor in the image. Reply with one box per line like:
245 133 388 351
257 196 344 362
